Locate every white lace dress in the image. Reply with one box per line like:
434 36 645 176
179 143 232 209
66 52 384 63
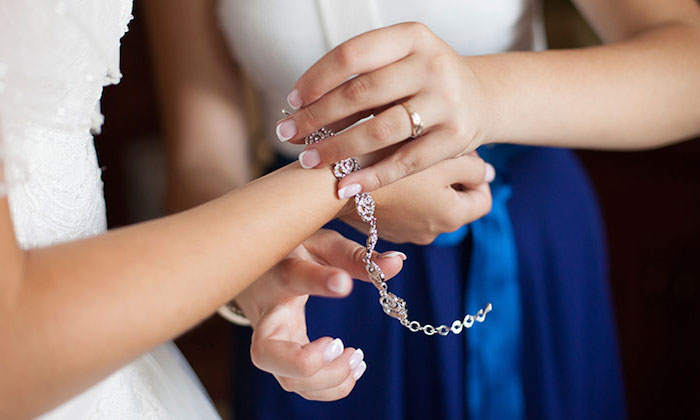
0 1 220 418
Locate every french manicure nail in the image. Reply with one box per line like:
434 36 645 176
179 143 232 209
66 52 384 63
349 349 364 370
484 163 496 183
287 89 303 110
327 274 351 294
353 361 367 380
382 251 407 261
324 338 344 362
276 119 297 142
298 149 321 169
337 183 362 199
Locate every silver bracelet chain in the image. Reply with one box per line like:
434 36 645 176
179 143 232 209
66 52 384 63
305 127 492 336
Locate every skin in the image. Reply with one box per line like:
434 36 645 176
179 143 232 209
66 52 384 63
276 0 700 196
0 159 409 418
237 229 404 401
143 0 493 402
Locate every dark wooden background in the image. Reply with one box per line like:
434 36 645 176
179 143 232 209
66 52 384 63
97 2 700 418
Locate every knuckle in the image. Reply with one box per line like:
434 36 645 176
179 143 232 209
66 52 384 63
368 117 395 144
277 377 296 393
406 21 430 39
300 106 322 132
450 120 470 138
336 43 359 69
444 209 466 232
296 352 318 378
343 76 372 103
443 84 463 106
277 269 295 292
298 391 316 401
397 158 418 179
392 153 421 180
336 378 356 399
364 168 386 191
352 243 368 264
427 53 454 78
296 77 321 104
415 235 436 246
249 342 264 370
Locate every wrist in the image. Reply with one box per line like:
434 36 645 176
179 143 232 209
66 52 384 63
459 55 498 148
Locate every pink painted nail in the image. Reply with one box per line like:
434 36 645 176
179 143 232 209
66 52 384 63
382 251 407 261
327 274 351 294
324 338 344 362
299 149 321 169
349 349 364 370
337 183 362 199
353 361 367 380
484 163 496 183
287 89 303 110
276 119 297 142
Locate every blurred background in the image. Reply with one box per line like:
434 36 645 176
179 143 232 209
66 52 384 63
97 1 700 418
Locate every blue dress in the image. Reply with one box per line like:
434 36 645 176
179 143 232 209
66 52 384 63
232 147 626 420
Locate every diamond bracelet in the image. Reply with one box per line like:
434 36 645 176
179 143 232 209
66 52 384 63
305 127 492 336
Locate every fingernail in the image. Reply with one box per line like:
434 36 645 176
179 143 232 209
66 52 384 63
381 251 407 261
337 183 362 199
324 338 344 362
327 274 351 294
276 119 297 142
353 361 367 380
287 89 303 110
298 149 321 169
484 163 496 183
349 349 364 370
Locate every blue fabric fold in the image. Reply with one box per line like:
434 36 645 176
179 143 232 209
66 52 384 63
466 181 523 419
434 145 526 419
234 147 625 420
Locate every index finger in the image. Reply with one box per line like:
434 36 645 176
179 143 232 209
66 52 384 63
290 22 424 110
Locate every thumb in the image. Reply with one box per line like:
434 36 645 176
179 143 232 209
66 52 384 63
303 230 406 283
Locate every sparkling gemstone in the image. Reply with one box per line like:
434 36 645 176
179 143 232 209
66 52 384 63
355 193 376 222
333 158 359 179
380 292 408 320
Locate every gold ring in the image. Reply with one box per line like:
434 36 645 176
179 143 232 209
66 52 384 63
401 102 425 138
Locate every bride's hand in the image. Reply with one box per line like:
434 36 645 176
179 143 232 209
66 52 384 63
234 229 404 401
275 22 491 197
338 153 494 244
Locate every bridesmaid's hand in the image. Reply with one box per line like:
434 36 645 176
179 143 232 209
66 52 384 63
276 22 492 197
234 229 404 401
339 153 494 245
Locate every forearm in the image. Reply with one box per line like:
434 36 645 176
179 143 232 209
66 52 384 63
472 20 700 150
1 162 342 417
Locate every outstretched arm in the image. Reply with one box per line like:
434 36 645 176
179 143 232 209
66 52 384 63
0 162 347 418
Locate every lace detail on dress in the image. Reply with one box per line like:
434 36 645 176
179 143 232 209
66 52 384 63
0 0 135 247
88 363 172 420
2 2 219 419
